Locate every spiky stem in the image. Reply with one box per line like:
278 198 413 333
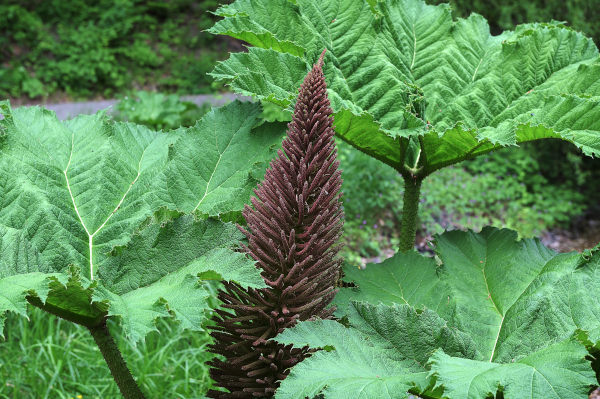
89 322 146 399
399 175 422 252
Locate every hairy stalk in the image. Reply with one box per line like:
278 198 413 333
89 322 146 399
399 175 422 252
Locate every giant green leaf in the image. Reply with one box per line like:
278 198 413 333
210 0 600 173
333 250 453 320
428 340 594 399
278 228 600 398
276 302 476 399
0 100 282 340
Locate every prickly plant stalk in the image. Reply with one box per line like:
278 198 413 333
208 50 343 398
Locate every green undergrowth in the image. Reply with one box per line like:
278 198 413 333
0 306 214 399
114 91 212 130
427 0 600 45
0 0 232 100
339 140 590 263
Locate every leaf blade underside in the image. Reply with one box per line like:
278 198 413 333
211 0 600 171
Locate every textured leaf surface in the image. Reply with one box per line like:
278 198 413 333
211 0 600 172
0 272 61 338
0 101 278 339
93 217 266 341
281 228 600 398
275 302 476 399
429 340 594 399
333 250 451 319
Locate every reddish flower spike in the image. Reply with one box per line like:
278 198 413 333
208 49 344 398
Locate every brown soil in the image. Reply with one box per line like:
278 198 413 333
542 218 600 253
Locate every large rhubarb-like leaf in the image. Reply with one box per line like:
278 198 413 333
276 301 476 399
278 228 600 398
0 101 283 340
210 0 600 172
428 340 593 399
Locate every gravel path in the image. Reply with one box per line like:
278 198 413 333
21 93 249 120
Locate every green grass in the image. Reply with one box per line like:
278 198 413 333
0 306 214 399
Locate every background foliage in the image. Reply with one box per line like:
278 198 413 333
115 91 211 130
339 139 598 263
0 0 232 100
429 0 600 45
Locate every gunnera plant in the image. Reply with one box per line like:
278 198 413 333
208 50 344 398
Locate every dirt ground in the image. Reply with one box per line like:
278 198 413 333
542 218 600 253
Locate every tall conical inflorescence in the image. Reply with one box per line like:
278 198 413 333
208 50 343 398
